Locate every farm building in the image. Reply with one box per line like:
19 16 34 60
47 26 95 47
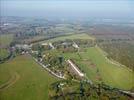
66 59 84 78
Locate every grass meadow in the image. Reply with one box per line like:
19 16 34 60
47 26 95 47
42 34 95 43
0 55 58 100
0 34 14 47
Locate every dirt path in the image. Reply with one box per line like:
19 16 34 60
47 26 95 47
96 46 132 72
0 72 20 91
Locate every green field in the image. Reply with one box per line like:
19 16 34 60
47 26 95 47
52 24 75 33
0 49 9 59
80 47 134 90
0 55 58 100
0 34 14 47
42 34 95 43
48 47 134 90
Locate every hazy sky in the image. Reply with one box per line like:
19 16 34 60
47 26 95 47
1 0 134 19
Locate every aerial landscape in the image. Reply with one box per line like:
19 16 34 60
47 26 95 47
0 0 134 100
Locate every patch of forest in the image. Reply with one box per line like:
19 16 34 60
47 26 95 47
49 80 133 100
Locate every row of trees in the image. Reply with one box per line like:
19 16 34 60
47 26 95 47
49 80 132 100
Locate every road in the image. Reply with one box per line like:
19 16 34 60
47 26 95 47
31 56 65 79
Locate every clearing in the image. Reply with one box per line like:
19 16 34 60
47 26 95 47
0 34 14 47
42 34 95 43
0 49 9 59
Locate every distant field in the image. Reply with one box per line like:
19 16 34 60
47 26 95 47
0 34 13 59
53 24 75 33
0 55 58 100
50 47 134 90
0 34 14 47
42 34 95 43
0 49 9 59
22 35 46 43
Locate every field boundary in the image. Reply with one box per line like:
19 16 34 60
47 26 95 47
96 45 133 72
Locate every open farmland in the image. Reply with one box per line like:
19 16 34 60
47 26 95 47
21 35 46 44
0 16 134 99
0 34 14 47
0 49 9 59
51 24 75 34
42 34 95 43
0 55 58 100
0 34 14 60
